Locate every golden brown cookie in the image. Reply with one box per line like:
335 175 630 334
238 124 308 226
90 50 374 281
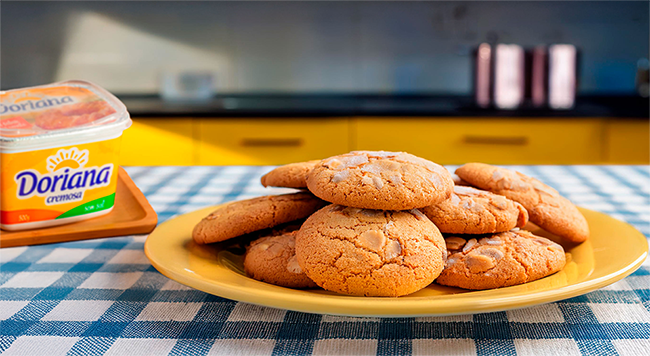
306 151 454 210
295 205 446 297
421 186 529 234
456 163 589 243
192 192 327 244
436 230 566 290
261 160 320 188
244 231 318 288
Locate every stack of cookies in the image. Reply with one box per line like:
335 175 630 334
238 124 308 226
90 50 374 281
192 151 588 297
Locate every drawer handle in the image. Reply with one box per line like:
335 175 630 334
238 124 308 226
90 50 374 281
240 138 303 147
463 135 528 145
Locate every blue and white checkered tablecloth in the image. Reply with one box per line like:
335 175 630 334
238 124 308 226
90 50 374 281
1 165 649 356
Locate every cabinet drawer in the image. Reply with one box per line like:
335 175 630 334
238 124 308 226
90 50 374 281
606 120 650 164
121 118 196 166
354 118 604 164
198 118 350 165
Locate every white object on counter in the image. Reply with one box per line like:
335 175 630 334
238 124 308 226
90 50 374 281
549 44 577 110
160 71 215 101
494 44 525 110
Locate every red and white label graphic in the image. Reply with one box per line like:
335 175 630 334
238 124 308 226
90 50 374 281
0 116 33 129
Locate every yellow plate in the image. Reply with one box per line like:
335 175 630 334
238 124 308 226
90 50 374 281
144 206 648 317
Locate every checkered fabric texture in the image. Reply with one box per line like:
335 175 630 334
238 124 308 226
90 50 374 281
1 165 648 356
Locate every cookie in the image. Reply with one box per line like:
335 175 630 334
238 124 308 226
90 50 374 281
261 160 320 188
421 186 529 234
451 173 471 186
306 151 454 210
456 163 589 243
192 192 327 244
295 205 446 297
244 231 318 288
436 230 566 290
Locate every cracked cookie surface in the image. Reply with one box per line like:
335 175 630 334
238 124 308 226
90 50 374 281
306 151 454 210
421 186 529 234
456 163 589 243
436 230 566 290
244 231 318 288
295 204 446 297
192 192 327 244
261 160 320 188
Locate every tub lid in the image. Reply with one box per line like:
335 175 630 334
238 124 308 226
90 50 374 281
0 80 131 150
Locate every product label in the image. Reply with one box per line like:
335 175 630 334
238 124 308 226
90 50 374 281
0 85 116 134
0 116 33 129
1 137 121 225
0 96 75 115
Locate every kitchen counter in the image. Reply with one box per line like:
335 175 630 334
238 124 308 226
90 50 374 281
0 165 648 356
120 94 649 118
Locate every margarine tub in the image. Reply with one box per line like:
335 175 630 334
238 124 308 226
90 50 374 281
0 80 132 231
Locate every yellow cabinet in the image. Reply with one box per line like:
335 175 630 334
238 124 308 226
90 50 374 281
118 116 645 166
121 118 196 166
197 118 350 165
605 120 650 164
353 118 605 165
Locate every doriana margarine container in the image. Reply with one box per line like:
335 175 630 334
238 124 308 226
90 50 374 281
0 81 132 231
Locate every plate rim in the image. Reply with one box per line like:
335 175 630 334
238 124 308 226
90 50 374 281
145 206 648 317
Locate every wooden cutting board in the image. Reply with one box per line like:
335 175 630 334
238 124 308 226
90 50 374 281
1 167 158 248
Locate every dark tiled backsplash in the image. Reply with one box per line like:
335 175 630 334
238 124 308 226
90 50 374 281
1 2 648 95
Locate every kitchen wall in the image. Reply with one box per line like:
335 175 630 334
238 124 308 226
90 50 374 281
2 1 648 94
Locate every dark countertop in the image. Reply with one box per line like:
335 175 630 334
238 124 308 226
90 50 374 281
119 94 649 118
